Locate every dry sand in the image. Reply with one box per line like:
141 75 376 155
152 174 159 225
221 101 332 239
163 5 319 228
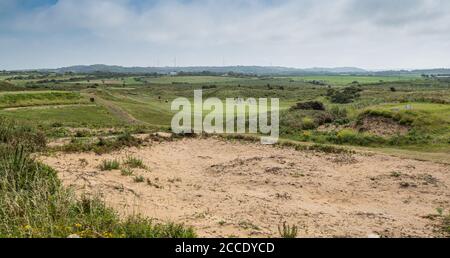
40 137 450 238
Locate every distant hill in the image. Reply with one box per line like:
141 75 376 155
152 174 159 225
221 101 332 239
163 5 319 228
31 65 450 76
411 68 450 75
40 65 369 75
374 68 450 76
301 67 367 74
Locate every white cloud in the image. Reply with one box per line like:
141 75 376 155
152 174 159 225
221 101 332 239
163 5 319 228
1 0 450 69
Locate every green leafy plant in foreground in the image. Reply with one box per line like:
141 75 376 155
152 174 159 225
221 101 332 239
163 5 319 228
278 222 298 238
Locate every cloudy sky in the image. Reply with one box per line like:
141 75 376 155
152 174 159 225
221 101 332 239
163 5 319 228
1 0 450 70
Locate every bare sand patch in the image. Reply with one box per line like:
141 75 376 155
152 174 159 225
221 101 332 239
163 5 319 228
40 138 450 237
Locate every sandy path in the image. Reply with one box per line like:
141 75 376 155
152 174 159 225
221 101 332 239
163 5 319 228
40 138 450 238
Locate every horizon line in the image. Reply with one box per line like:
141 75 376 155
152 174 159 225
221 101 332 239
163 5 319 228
3 64 450 73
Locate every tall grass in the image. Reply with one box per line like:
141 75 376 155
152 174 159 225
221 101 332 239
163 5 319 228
278 222 298 238
0 91 84 109
0 119 46 151
123 156 146 169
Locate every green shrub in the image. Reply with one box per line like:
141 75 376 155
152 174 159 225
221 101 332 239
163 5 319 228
329 86 362 103
337 129 359 143
278 222 298 238
334 129 384 146
47 127 70 138
301 117 316 130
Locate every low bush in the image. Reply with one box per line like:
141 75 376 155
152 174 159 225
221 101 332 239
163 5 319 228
291 101 325 111
329 86 363 104
335 129 385 146
60 133 143 154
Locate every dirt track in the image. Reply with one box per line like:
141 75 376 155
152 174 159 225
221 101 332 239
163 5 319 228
40 138 450 237
83 93 143 125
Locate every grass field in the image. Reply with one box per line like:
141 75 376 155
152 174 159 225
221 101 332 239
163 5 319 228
0 73 448 154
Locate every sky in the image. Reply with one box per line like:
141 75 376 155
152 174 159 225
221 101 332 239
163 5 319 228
1 0 450 70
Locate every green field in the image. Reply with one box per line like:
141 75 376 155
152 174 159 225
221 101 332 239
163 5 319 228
0 73 449 155
1 71 449 239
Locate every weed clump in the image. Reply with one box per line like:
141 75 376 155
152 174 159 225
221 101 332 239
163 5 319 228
99 159 120 171
123 156 146 169
278 222 298 238
134 175 145 183
120 168 134 176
